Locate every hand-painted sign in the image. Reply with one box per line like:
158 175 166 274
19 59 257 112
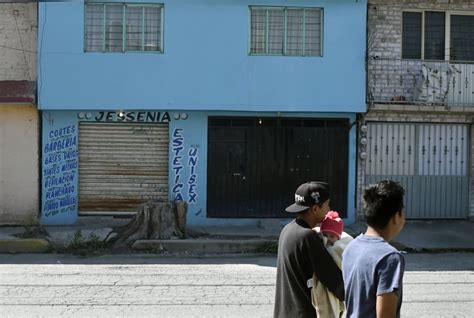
187 147 198 204
172 128 184 201
92 111 171 123
42 125 78 218
171 128 199 204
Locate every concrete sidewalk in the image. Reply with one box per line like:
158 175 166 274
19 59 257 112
392 220 474 252
0 217 473 254
346 220 474 252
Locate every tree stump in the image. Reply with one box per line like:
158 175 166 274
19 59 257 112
107 200 187 250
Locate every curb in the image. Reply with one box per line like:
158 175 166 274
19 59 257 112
0 239 50 254
407 248 474 253
390 240 474 253
132 238 278 254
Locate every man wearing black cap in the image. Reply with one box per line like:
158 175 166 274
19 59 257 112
274 181 344 318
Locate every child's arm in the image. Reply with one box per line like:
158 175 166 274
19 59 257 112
328 234 353 269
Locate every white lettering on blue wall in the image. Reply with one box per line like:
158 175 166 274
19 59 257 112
187 147 198 204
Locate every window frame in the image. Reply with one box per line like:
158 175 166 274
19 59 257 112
446 11 474 62
248 5 324 57
401 9 474 62
84 2 164 53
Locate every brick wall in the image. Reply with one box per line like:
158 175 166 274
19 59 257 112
362 1 474 221
369 0 474 59
0 3 36 81
368 1 474 105
368 1 474 60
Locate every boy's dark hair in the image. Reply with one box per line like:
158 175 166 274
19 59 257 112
363 180 405 230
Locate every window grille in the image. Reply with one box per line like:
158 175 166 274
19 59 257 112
85 3 163 53
250 7 322 56
402 12 422 59
424 12 445 61
450 15 474 61
402 11 474 62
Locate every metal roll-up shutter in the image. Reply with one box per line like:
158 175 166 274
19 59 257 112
78 122 169 215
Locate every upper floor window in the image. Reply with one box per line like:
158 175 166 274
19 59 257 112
85 3 163 53
450 15 474 61
402 11 474 61
249 6 322 57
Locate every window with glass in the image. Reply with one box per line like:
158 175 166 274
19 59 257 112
250 6 322 56
401 12 422 59
85 3 163 53
450 15 474 61
402 11 474 61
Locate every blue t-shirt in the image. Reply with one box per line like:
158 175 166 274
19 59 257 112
342 235 405 318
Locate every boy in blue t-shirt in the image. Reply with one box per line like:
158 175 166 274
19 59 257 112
342 180 406 318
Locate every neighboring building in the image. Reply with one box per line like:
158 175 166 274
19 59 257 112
0 2 38 225
39 0 366 226
362 0 474 221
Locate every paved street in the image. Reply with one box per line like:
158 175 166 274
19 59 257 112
0 253 473 317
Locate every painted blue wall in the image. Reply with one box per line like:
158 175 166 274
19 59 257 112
38 0 367 112
40 110 356 226
171 111 358 226
41 111 79 225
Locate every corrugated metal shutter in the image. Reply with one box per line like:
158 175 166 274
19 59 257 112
78 122 169 214
365 123 469 219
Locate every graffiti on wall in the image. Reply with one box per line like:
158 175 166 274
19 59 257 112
171 128 199 204
42 125 78 218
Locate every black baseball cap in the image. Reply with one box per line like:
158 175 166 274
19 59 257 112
285 181 330 213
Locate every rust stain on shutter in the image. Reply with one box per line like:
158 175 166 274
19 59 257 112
78 122 169 214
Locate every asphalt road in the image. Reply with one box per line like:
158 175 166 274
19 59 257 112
0 253 473 317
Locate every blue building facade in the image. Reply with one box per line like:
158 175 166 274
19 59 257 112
39 0 367 226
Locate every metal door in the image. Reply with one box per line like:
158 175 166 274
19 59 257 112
447 63 474 105
207 117 349 218
78 122 169 214
365 123 469 219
